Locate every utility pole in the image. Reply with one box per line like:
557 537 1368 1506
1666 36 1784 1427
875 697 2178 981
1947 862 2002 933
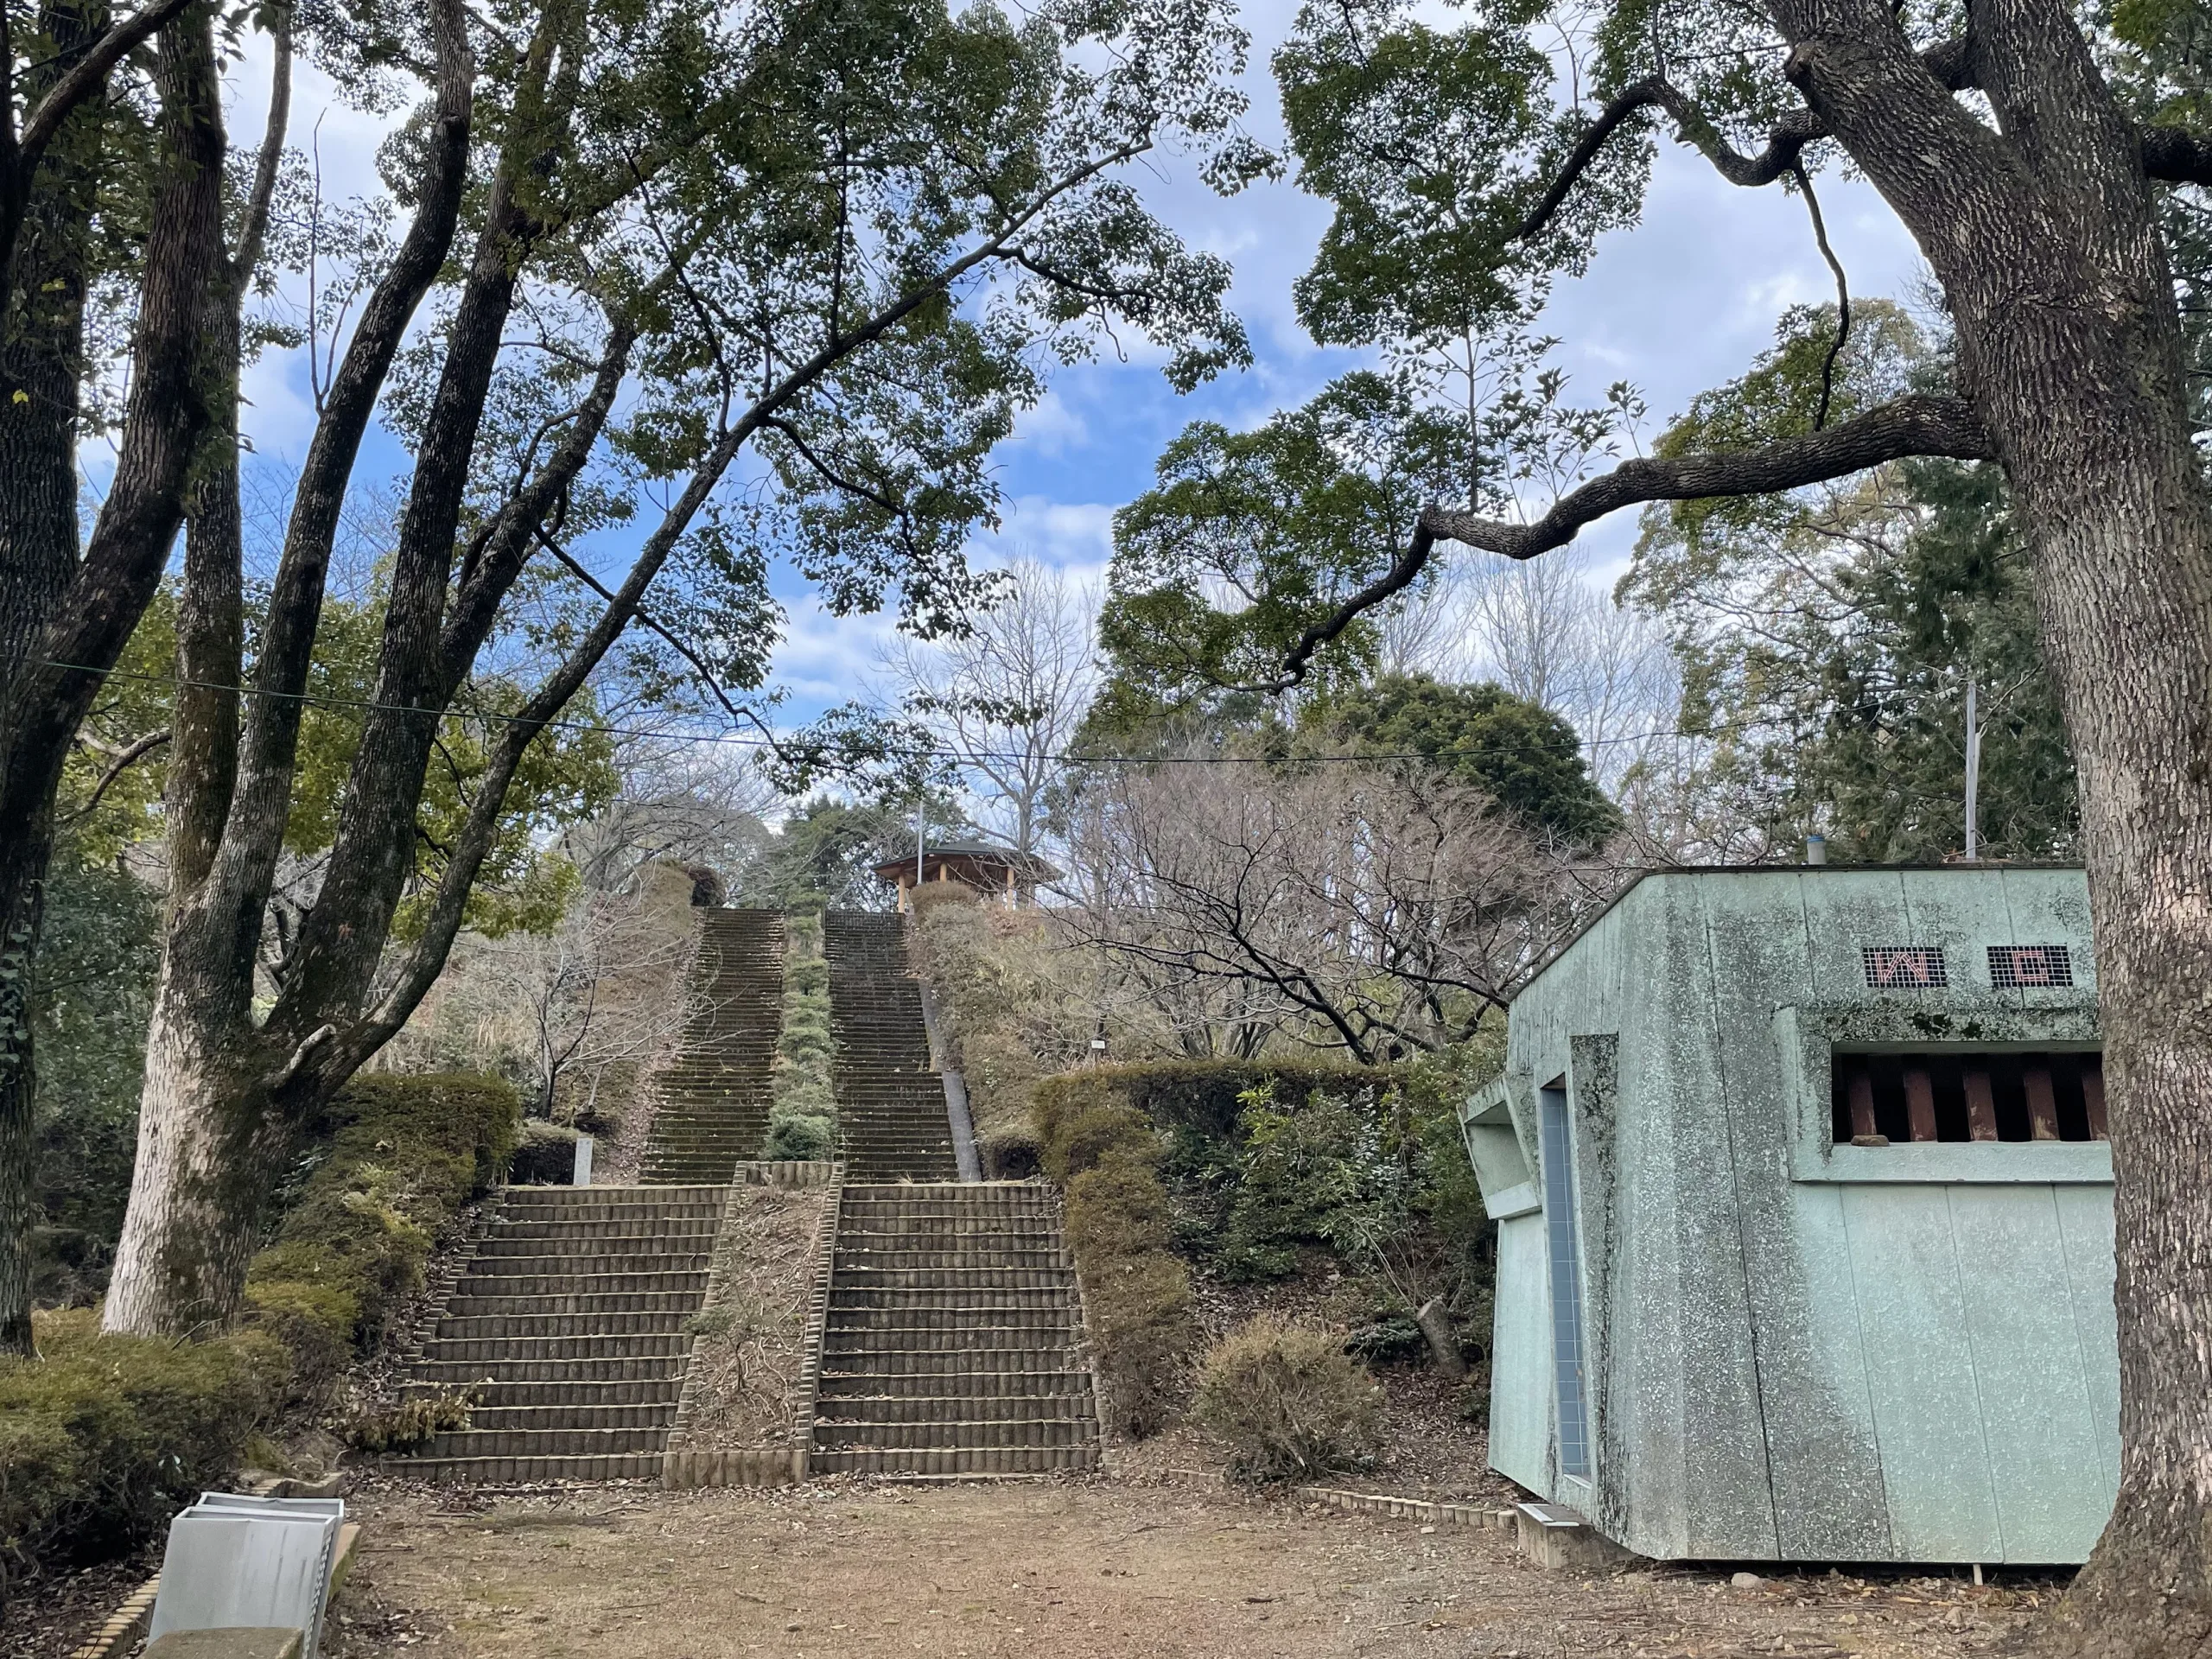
1964 676 1981 862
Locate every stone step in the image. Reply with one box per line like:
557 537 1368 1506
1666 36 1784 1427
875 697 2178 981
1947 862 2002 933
409 1353 688 1384
412 1426 671 1459
474 1236 714 1262
817 1367 1090 1400
419 1332 690 1363
808 1446 1099 1477
447 1292 707 1319
467 1402 677 1431
403 1376 683 1407
814 1392 1090 1424
820 1305 1080 1332
830 1284 1082 1308
383 1452 667 1483
818 1338 1085 1369
435 1311 694 1340
500 1185 728 1207
490 1217 721 1242
815 1417 1095 1450
452 1271 709 1299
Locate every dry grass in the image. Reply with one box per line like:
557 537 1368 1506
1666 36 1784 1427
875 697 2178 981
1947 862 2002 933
677 1186 828 1449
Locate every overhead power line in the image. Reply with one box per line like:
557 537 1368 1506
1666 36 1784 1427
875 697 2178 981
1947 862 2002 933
46 658 1799 770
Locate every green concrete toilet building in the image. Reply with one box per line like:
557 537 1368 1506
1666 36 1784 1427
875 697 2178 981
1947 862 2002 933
1459 864 2117 1565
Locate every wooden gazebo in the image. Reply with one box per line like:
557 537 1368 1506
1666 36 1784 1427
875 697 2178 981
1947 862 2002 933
872 840 1058 911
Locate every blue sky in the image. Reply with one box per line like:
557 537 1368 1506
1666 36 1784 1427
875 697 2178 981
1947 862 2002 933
222 2 1935 730
771 2 1936 718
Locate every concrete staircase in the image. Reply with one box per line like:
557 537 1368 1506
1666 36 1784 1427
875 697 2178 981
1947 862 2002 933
810 1183 1100 1476
387 1185 721 1481
641 908 784 1185
823 912 957 1180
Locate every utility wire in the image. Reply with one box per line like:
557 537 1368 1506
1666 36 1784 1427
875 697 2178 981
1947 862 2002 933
46 658 1807 769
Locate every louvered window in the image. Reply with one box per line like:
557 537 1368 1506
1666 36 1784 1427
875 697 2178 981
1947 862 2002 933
1831 1051 2107 1145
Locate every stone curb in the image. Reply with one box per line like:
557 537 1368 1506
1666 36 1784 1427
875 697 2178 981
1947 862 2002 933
789 1179 845 1480
1294 1486 1520 1530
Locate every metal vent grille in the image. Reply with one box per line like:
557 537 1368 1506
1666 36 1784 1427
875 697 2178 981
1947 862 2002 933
1862 945 1947 989
1989 944 2074 988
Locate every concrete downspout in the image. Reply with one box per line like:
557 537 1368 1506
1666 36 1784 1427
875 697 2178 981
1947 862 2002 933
917 979 982 1182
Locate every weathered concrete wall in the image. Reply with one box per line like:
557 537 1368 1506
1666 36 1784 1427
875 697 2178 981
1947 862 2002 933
1464 866 2115 1564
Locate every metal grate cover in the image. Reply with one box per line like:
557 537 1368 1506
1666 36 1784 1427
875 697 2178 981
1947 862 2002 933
1862 945 1947 989
1989 944 2074 988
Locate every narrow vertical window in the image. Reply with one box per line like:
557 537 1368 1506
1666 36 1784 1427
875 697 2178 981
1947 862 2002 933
1540 1081 1592 1480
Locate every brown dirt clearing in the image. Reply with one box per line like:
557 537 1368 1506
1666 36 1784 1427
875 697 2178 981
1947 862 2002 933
327 1476 2056 1657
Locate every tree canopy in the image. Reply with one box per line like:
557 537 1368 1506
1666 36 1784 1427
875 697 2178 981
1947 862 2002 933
1300 674 1621 851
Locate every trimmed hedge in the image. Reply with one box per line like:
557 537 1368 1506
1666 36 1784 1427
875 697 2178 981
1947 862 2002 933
1034 1074 1199 1437
0 1071 518 1606
764 906 837 1160
245 1072 521 1386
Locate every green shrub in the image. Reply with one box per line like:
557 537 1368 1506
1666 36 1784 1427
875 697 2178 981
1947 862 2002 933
1033 1080 1198 1436
764 909 838 1160
763 1110 836 1160
0 1310 288 1601
0 1072 517 1607
978 1122 1040 1180
245 1072 520 1388
1192 1315 1382 1483
509 1119 580 1185
1080 1246 1198 1437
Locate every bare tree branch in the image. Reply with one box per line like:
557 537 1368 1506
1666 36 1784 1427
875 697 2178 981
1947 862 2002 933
1422 393 1991 560
63 728 170 823
232 1 292 279
1511 37 1976 245
1265 523 1437 691
1790 160 1850 430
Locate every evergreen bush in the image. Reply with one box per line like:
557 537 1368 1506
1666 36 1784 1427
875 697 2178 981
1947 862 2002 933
508 1119 581 1185
763 905 839 1160
0 1071 518 1608
1192 1315 1382 1482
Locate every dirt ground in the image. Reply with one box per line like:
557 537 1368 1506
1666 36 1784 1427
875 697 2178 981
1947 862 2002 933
324 1473 2059 1658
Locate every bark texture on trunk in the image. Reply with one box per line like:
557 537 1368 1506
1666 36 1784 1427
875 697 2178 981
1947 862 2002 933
0 1 224 1353
100 0 474 1340
99 1003 282 1338
0 0 104 1358
1773 3 2212 1644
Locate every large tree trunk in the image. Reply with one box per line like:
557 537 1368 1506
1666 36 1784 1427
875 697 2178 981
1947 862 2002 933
2008 350 2212 1659
0 0 219 1354
0 0 101 1357
1779 3 2212 1646
98 999 283 1337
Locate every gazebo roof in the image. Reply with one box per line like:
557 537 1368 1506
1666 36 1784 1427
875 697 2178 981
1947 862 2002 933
869 840 1060 882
